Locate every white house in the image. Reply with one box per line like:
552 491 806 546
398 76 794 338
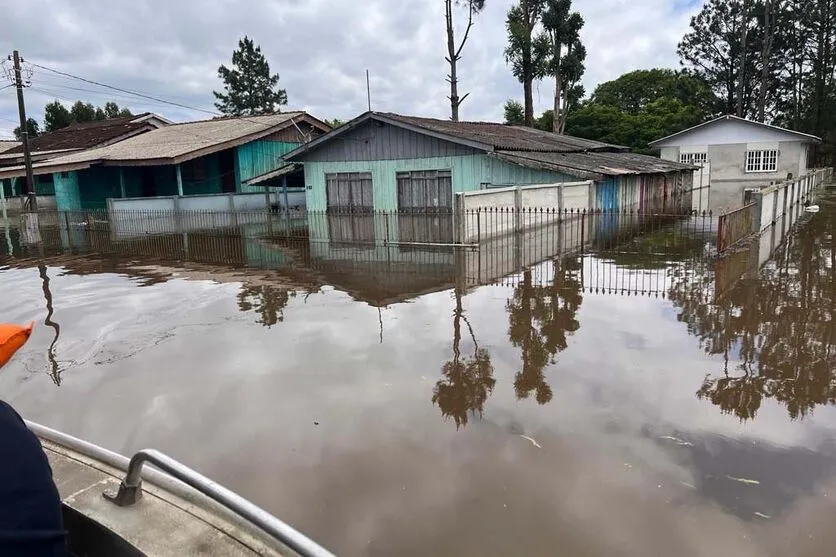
649 115 821 211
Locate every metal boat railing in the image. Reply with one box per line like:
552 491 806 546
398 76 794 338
26 421 337 557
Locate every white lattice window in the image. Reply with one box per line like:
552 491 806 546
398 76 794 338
680 152 708 165
745 149 779 172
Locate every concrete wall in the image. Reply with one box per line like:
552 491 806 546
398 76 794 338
708 141 806 212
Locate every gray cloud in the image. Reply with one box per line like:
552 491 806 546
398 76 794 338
1 0 698 138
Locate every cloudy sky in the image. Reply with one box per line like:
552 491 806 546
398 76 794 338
0 0 702 139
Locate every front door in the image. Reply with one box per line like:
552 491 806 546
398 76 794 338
219 150 236 193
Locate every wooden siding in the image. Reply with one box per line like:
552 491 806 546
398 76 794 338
304 154 578 211
299 120 479 163
55 171 82 211
236 140 299 192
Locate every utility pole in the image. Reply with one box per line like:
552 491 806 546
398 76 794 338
11 50 37 211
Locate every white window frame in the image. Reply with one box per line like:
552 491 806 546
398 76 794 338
680 152 708 166
745 149 779 173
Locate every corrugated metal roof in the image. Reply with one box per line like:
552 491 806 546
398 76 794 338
3 114 157 155
0 140 20 153
243 163 302 186
0 112 327 179
380 113 626 153
492 150 696 179
49 112 308 165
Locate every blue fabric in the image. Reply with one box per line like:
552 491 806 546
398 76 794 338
0 401 66 557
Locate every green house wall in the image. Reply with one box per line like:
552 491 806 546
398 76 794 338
55 171 82 210
302 154 576 211
236 140 299 193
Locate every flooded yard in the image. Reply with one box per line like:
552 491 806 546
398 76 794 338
0 198 834 556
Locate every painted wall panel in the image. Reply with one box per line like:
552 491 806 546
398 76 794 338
54 171 82 211
653 119 816 147
237 140 299 192
303 154 579 211
298 121 479 163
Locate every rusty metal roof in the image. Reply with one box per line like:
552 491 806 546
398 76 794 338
379 113 626 153
3 114 159 156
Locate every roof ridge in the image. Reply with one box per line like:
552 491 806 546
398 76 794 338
168 111 305 127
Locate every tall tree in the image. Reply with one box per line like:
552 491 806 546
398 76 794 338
735 0 752 117
445 0 487 121
43 101 72 132
505 0 549 126
542 0 586 133
69 101 98 123
214 36 288 116
756 0 777 121
678 0 763 117
13 118 39 140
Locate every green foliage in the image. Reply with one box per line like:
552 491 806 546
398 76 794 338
70 101 98 123
324 118 345 129
13 117 40 140
43 101 72 132
43 100 133 132
563 68 718 152
214 36 288 116
590 69 719 116
503 99 525 125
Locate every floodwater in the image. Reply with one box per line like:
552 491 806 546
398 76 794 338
0 197 835 557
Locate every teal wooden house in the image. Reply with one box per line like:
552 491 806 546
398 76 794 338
283 112 696 214
0 112 329 210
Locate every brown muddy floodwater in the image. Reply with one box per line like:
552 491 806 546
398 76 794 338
0 196 835 557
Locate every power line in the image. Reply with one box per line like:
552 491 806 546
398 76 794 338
29 62 218 116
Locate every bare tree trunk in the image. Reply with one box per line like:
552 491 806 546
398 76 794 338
757 0 773 122
446 0 477 122
446 0 460 121
524 77 534 127
736 0 750 117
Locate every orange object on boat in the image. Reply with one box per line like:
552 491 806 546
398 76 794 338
0 322 34 369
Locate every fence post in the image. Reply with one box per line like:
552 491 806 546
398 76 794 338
514 186 522 233
751 191 763 234
476 209 481 245
588 180 596 210
771 188 779 225
454 192 464 243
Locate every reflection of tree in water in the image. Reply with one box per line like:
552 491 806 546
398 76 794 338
432 290 495 429
669 212 836 421
236 284 294 328
506 258 583 404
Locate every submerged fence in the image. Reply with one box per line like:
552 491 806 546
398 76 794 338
716 168 833 254
717 203 756 252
